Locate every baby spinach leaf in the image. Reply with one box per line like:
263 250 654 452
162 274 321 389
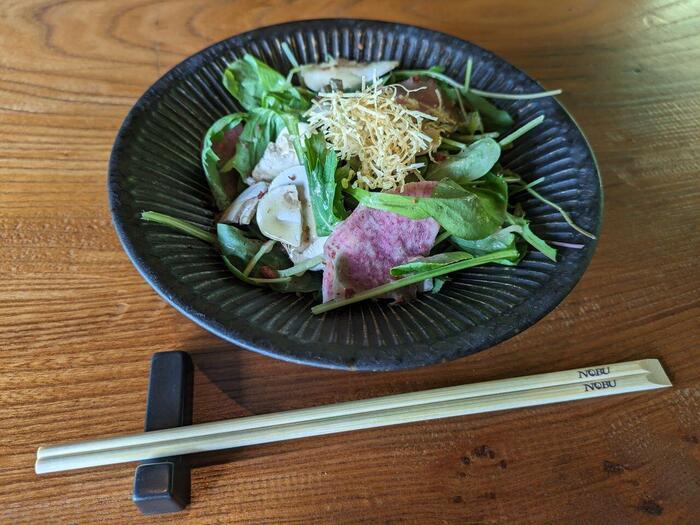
217 224 321 292
230 107 285 180
505 213 557 261
390 252 474 277
333 165 352 215
138 217 319 292
223 54 310 112
450 227 524 265
462 91 514 130
346 175 508 240
217 223 265 267
222 254 321 293
279 113 305 159
217 223 286 271
269 272 322 294
424 176 508 239
282 116 348 236
302 132 347 236
201 113 246 210
344 187 431 220
427 137 501 183
465 111 484 134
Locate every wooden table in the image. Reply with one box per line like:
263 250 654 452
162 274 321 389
1 1 699 523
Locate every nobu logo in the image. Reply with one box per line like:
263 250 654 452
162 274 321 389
584 380 617 392
577 367 610 379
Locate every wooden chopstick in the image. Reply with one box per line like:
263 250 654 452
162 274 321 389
36 359 657 460
35 359 670 475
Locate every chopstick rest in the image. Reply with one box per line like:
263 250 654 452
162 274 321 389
35 359 671 475
132 351 193 515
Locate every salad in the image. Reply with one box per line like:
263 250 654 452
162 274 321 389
142 44 594 315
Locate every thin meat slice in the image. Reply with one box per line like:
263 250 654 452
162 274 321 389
211 123 244 164
322 181 439 303
397 77 460 148
398 77 459 119
399 77 444 108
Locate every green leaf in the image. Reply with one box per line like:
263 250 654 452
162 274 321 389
462 91 514 130
450 227 524 265
283 116 347 236
427 138 501 183
312 248 520 314
141 211 217 244
217 223 288 270
269 272 322 294
217 223 321 292
201 113 246 210
346 175 508 240
217 223 266 268
390 251 474 277
222 54 310 112
465 111 483 134
423 177 507 239
333 165 352 218
345 187 430 220
301 132 347 236
431 277 447 294
506 213 557 261
280 113 305 160
230 107 285 180
280 41 300 68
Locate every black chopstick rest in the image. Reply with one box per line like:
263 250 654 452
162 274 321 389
132 351 194 515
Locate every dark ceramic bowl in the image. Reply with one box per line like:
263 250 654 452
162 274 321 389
109 19 602 371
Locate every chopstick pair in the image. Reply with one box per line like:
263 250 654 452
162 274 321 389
35 359 671 475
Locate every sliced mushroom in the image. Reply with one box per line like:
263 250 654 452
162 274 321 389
270 166 315 241
219 181 268 225
269 165 306 190
269 166 328 270
300 60 399 92
256 184 302 247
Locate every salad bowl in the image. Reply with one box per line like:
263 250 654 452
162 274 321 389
109 19 601 370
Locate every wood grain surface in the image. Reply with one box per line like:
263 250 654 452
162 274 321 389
1 0 699 523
